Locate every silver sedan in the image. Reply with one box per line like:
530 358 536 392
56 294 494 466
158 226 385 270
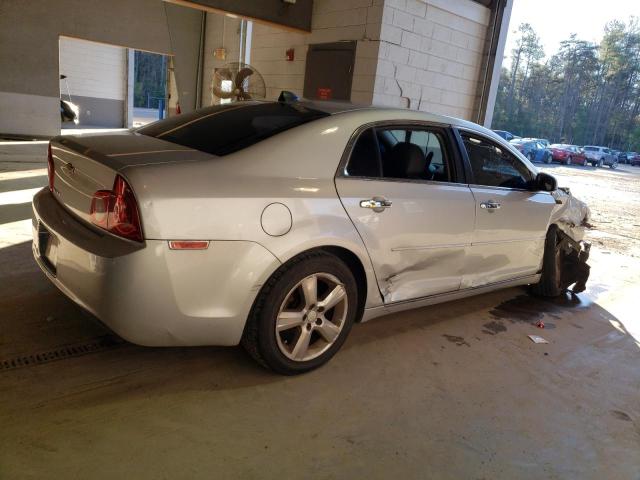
32 99 590 374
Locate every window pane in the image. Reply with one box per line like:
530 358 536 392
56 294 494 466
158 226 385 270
377 128 451 182
138 102 329 156
462 133 533 189
346 128 381 177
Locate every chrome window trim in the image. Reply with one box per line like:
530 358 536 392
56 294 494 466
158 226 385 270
339 175 470 189
468 183 548 194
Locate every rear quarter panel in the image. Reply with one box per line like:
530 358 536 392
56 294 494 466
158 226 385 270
123 114 388 308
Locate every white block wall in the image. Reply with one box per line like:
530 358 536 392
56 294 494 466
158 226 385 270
374 0 490 119
59 37 126 101
201 0 491 121
250 0 385 103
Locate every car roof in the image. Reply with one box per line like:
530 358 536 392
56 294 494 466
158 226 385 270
296 99 373 115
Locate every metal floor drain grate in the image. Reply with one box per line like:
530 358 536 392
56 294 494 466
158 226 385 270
0 335 124 371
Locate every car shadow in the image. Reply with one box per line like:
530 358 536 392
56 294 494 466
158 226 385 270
1 240 637 414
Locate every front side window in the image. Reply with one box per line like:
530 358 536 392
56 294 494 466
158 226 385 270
345 126 452 182
461 133 534 189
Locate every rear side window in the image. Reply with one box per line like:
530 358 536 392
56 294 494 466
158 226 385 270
138 102 329 156
461 133 534 189
345 126 452 182
346 128 382 177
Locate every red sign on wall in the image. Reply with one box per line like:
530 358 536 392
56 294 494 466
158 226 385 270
317 87 332 100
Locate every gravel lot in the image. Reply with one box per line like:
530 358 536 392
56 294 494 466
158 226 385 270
539 163 640 257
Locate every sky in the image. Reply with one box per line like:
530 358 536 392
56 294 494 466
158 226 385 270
504 0 640 62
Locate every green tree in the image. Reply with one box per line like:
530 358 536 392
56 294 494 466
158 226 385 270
493 18 640 153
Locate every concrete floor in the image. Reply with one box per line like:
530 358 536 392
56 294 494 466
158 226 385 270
1 143 639 479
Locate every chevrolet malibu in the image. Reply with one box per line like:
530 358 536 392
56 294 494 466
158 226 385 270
33 99 591 374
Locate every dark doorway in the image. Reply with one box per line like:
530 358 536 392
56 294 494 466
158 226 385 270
303 41 356 101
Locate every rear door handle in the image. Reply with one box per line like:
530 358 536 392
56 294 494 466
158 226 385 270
360 197 392 213
480 201 501 210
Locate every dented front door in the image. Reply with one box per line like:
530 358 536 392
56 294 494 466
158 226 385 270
336 177 475 304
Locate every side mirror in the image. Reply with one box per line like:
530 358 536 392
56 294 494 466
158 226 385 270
535 172 557 192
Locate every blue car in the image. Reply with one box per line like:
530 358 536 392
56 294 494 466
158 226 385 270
510 139 552 164
493 129 520 141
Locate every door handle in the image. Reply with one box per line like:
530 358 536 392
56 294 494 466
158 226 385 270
360 197 392 213
480 201 501 210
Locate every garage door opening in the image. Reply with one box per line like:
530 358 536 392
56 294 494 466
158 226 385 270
59 37 176 131
132 51 177 127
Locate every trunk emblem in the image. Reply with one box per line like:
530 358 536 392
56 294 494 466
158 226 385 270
62 162 75 174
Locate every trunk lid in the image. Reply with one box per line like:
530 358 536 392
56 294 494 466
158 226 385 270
50 131 211 226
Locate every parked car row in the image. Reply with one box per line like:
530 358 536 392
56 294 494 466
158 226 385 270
617 151 640 165
493 130 639 169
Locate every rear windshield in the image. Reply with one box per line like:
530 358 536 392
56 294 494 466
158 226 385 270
138 102 330 156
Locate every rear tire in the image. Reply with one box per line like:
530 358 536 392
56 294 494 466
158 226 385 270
598 158 604 168
566 156 572 165
241 251 358 375
531 225 564 297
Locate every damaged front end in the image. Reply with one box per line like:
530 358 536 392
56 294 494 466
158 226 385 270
550 187 592 293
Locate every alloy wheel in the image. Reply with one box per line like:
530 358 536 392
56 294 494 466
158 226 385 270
275 273 348 362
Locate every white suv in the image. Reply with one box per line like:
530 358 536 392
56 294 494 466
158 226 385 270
582 146 618 168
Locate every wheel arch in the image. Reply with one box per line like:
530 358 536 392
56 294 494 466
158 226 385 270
254 242 380 325
316 245 369 323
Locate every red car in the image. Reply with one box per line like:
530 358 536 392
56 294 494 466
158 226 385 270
550 144 588 166
629 152 640 166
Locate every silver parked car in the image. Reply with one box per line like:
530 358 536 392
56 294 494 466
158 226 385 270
33 99 591 374
582 146 617 168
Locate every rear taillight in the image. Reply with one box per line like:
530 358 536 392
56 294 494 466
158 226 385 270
47 143 54 192
89 175 143 242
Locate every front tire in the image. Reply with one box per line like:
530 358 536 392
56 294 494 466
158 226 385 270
566 156 572 165
532 225 565 297
242 251 358 375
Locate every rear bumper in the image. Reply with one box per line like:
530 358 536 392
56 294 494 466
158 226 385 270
32 188 281 346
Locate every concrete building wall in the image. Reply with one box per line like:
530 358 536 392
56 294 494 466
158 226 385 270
246 0 494 121
164 2 204 113
59 37 126 127
373 0 490 119
0 0 508 136
201 14 243 106
249 0 384 103
0 0 201 137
